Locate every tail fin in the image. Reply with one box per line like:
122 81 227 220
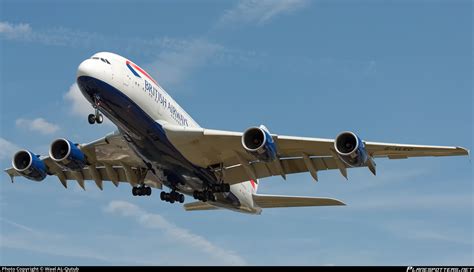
249 179 259 194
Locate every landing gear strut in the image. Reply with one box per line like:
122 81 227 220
210 183 230 193
88 95 104 124
132 185 152 196
160 191 185 204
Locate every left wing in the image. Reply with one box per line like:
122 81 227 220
5 131 161 190
163 124 469 184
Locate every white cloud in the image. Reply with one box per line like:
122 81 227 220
0 21 32 38
0 203 246 265
15 118 60 135
64 83 93 116
218 0 309 27
0 137 19 160
145 39 223 87
0 21 219 62
64 83 112 126
0 21 108 49
0 22 253 88
349 193 473 211
0 217 40 235
382 219 472 245
105 201 247 265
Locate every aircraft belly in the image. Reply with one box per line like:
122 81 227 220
77 76 218 193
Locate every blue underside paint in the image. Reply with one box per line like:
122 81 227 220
76 76 241 207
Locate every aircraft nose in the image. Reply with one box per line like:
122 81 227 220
76 59 95 78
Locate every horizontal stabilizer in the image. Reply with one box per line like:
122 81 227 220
252 194 345 208
183 201 219 211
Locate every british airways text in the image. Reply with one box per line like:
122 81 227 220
144 80 189 127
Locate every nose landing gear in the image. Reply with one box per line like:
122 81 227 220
88 95 104 124
88 112 103 124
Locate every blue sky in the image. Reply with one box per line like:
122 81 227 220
0 0 472 266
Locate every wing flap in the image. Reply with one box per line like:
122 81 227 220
252 194 345 208
222 156 339 185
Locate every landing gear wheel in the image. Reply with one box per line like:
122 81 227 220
170 191 179 200
96 114 103 124
88 114 96 124
160 191 165 200
207 191 214 200
133 186 152 196
179 194 185 203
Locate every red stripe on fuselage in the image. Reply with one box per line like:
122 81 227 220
126 60 158 85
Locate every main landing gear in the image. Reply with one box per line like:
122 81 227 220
88 95 104 124
193 190 216 202
132 185 152 196
160 191 185 204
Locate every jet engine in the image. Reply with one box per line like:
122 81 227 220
49 138 87 171
334 131 369 167
12 150 48 181
242 125 277 162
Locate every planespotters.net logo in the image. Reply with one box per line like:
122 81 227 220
407 267 474 272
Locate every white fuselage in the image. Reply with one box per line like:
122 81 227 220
77 52 261 214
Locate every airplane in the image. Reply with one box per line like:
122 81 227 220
4 52 469 215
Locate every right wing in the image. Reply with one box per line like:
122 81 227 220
4 131 161 190
162 124 468 184
252 194 346 208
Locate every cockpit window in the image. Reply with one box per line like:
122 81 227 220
92 56 111 65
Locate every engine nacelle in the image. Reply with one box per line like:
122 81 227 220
242 125 277 162
49 138 87 171
12 150 47 181
334 131 369 167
